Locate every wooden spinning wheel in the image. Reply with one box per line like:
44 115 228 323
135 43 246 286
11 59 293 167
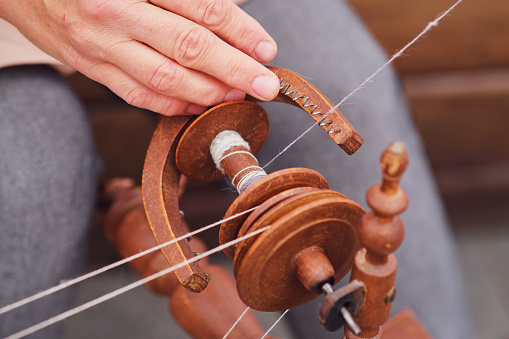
142 66 364 296
102 67 426 338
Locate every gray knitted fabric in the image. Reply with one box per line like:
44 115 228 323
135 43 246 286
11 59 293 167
0 65 98 338
242 0 474 338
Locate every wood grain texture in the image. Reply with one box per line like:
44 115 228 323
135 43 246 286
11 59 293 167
348 0 509 72
142 116 209 292
219 168 330 259
267 66 363 154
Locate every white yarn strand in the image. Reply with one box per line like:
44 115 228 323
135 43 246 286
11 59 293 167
0 206 258 316
5 226 271 339
263 0 464 170
236 170 267 193
210 131 251 172
231 166 266 191
222 306 251 339
260 309 290 339
219 150 258 164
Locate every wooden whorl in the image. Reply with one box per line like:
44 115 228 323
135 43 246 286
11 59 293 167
219 168 330 259
176 100 269 183
232 189 348 278
235 196 365 312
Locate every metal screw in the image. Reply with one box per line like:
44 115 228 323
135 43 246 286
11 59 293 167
384 287 396 304
385 287 396 304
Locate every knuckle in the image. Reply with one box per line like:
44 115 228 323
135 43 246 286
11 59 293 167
195 0 230 29
200 88 223 106
174 27 210 66
160 99 180 116
124 86 150 108
60 44 81 68
149 61 182 93
226 61 247 85
80 0 112 18
80 0 129 20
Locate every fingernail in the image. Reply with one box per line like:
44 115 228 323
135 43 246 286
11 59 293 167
254 41 277 62
224 89 246 102
252 75 279 100
186 104 207 115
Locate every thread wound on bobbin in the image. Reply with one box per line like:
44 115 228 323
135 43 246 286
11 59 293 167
210 131 251 173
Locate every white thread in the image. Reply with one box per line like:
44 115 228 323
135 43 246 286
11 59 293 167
210 131 251 172
231 166 265 188
5 226 271 339
222 306 251 339
260 309 290 339
263 0 464 170
236 170 267 193
219 150 257 164
0 206 259 316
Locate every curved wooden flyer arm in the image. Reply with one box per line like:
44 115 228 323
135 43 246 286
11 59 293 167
142 115 209 293
266 66 363 155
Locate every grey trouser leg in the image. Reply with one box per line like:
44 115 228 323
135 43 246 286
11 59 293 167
243 1 474 338
0 65 98 338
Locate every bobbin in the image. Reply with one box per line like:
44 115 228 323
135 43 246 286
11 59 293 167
176 100 270 184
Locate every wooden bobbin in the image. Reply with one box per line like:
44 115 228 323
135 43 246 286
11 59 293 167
176 100 270 183
345 142 409 338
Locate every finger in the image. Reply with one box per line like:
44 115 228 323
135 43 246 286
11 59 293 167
128 4 280 101
104 39 246 106
84 61 206 116
151 0 277 63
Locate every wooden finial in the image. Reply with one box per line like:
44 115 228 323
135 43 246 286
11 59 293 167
380 141 409 194
366 142 409 220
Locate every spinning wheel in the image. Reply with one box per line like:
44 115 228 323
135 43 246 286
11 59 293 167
142 66 364 296
142 66 364 311
176 100 365 312
102 67 419 338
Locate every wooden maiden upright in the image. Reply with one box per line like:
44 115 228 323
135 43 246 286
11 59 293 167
345 142 409 338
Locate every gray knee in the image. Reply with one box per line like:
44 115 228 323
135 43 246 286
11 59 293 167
0 65 99 337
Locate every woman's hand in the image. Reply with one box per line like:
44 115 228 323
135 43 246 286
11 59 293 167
0 0 279 115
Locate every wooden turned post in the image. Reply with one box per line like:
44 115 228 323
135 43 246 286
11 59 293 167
345 142 409 338
292 246 335 293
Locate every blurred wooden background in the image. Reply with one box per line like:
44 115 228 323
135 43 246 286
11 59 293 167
347 0 509 209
